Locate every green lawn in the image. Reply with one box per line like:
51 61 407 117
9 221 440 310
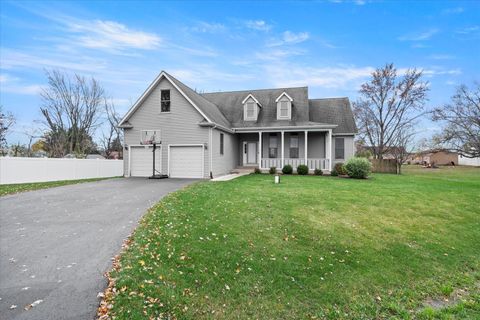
0 177 116 196
104 166 480 319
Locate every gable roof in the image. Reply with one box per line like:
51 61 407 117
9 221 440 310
119 71 231 129
201 86 314 128
309 98 357 134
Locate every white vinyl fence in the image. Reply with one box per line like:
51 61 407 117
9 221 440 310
459 155 480 167
0 157 123 185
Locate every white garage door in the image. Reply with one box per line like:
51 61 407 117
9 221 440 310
130 146 161 177
169 145 203 178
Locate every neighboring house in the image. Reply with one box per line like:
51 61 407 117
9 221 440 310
118 71 357 179
458 155 480 166
407 149 458 165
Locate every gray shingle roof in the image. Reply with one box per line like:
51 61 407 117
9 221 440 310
309 98 357 134
201 87 315 128
165 72 232 128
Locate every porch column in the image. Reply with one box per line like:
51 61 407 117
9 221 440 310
281 131 285 168
258 131 262 169
326 129 332 171
304 130 308 168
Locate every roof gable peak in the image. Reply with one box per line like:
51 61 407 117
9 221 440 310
275 91 294 102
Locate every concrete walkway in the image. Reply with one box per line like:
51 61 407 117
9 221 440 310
0 178 196 320
210 172 250 181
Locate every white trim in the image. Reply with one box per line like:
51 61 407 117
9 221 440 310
258 131 262 168
119 71 213 126
209 127 213 177
167 144 205 178
281 131 285 168
304 130 308 165
327 129 332 171
241 93 262 106
233 125 336 131
275 91 293 102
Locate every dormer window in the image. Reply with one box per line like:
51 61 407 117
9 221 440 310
242 94 261 121
276 91 293 120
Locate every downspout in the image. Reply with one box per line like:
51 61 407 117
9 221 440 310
209 125 217 179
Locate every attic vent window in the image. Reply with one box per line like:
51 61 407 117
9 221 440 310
276 91 293 120
242 94 261 121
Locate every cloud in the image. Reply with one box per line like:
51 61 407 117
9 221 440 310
398 28 439 41
245 20 272 31
455 25 480 35
442 7 464 15
264 64 375 89
189 21 226 33
267 31 310 47
423 68 462 76
428 54 455 60
329 0 368 5
0 73 42 95
67 19 161 51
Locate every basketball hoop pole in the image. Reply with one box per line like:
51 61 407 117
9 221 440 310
149 141 168 179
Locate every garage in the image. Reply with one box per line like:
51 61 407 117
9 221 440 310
169 145 204 178
129 146 162 177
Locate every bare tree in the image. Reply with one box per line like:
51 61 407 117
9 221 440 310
40 69 104 157
22 125 43 157
353 63 429 159
389 128 415 174
0 106 16 155
431 82 480 157
99 100 123 159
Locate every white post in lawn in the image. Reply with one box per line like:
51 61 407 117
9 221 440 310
281 131 285 168
304 130 308 168
258 131 262 169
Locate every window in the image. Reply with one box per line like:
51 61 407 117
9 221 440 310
277 98 291 120
335 137 345 159
289 133 299 158
220 133 224 155
161 90 170 112
245 102 255 120
269 133 278 158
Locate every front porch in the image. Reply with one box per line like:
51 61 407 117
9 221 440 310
237 130 332 172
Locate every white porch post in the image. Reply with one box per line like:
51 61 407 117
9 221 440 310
258 131 262 169
304 130 308 168
326 129 332 171
281 131 285 168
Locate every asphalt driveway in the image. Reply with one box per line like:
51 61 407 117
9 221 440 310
0 177 197 320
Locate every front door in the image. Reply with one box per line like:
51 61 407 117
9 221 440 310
243 142 257 165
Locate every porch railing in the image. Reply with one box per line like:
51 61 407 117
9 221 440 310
261 158 329 171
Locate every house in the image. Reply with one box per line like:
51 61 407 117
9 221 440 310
118 71 357 179
407 149 458 165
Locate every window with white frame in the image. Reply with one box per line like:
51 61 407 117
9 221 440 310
335 137 345 159
289 133 299 158
269 133 278 158
276 95 292 120
246 102 255 119
160 90 170 112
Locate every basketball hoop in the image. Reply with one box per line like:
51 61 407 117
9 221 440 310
139 130 167 179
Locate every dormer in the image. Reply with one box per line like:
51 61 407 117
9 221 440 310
276 91 293 120
242 94 261 121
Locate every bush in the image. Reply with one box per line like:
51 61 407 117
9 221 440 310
254 167 262 174
282 164 293 174
314 168 323 176
269 167 277 174
344 157 372 179
297 164 308 175
334 162 347 175
330 168 338 176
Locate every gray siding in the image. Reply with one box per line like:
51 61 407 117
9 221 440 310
331 135 355 165
123 77 210 178
211 129 238 177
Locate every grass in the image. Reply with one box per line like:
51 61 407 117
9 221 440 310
0 177 117 196
105 166 480 319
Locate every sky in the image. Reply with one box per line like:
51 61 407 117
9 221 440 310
1 0 479 145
